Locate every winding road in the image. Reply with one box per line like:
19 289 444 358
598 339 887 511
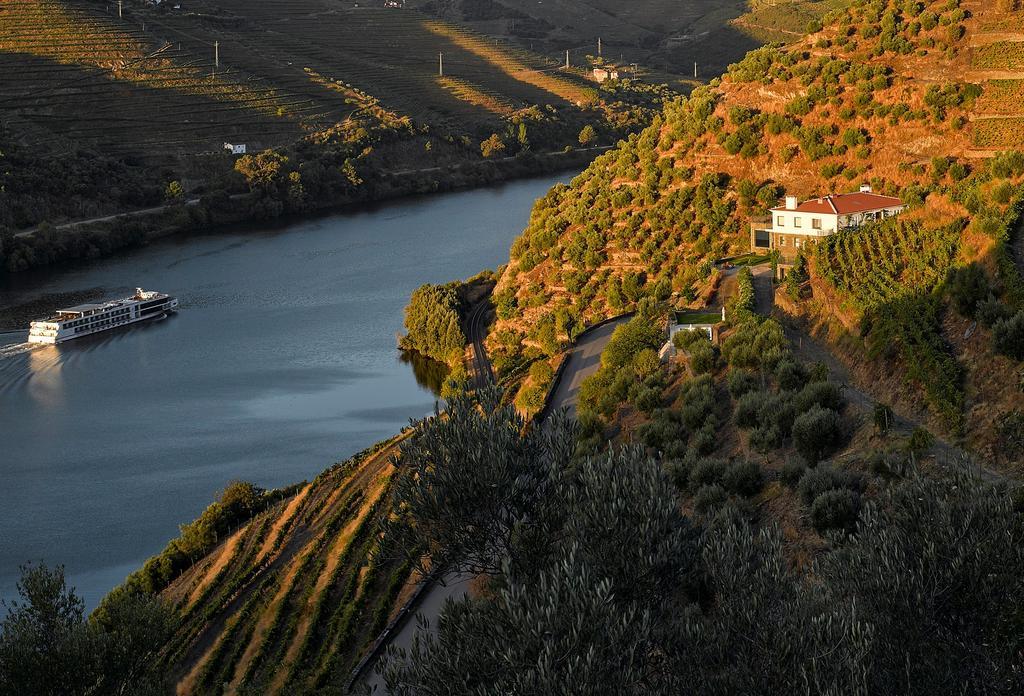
544 316 632 418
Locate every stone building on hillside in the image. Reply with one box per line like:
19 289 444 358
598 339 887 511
750 185 905 279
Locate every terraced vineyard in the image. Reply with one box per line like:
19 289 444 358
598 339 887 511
0 0 312 155
967 3 1024 149
160 437 411 695
130 0 599 134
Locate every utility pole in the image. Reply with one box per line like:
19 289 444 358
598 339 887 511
597 37 602 57
694 61 698 78
214 41 219 70
565 49 569 69
118 0 122 18
438 52 443 77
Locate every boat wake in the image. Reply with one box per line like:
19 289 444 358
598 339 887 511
0 342 38 360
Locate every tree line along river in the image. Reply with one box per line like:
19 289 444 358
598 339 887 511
0 173 569 609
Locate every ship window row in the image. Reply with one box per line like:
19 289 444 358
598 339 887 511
65 309 133 328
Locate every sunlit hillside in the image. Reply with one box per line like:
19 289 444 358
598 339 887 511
489 0 1024 458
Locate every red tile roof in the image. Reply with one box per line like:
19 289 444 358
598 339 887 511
771 192 904 215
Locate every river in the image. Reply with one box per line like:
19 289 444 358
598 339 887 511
0 173 567 610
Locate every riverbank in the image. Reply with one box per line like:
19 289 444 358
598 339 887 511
0 148 604 278
0 172 571 612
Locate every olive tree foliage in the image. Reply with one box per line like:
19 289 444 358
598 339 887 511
0 563 175 696
379 388 577 579
817 473 1024 695
380 390 1024 695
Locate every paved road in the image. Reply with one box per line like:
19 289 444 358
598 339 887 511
546 317 632 418
362 573 474 693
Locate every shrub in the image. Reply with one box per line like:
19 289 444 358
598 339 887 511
977 296 1012 327
794 381 844 414
727 369 758 398
723 460 764 497
792 405 842 463
780 460 806 488
689 340 717 374
797 464 862 506
907 426 935 458
690 422 719 456
735 390 770 428
632 348 662 379
679 375 718 430
810 489 861 534
693 484 729 514
529 360 554 386
775 359 807 391
946 264 990 317
634 386 664 414
688 457 727 491
992 310 1024 360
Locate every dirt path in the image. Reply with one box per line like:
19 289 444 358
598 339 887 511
778 319 1000 482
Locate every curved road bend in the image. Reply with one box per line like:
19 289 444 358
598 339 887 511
546 317 632 418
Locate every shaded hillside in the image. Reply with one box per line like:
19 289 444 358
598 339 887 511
489 0 1024 455
0 0 671 260
411 0 853 81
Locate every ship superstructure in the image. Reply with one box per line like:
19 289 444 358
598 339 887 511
28 288 178 344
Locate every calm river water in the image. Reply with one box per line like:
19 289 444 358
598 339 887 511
0 173 567 609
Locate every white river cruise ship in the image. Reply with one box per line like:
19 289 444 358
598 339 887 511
27 288 178 344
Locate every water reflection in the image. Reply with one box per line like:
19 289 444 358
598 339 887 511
399 350 448 397
27 345 64 409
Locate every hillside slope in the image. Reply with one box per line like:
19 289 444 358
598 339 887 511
488 0 1024 460
154 437 410 695
0 0 670 264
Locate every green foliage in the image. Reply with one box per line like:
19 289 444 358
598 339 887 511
0 564 174 695
992 310 1024 360
797 464 862 506
480 133 505 158
816 217 965 427
722 318 788 371
601 316 663 370
946 263 990 316
400 283 466 365
810 489 861 534
382 392 1024 694
792 405 842 463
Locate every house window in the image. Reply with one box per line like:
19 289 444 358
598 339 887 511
795 238 802 248
776 215 785 227
793 217 802 228
779 237 787 246
812 218 822 230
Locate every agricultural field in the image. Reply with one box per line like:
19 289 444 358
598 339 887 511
410 0 757 81
158 437 410 695
0 0 312 156
733 0 853 44
972 41 1024 70
973 117 1024 148
974 79 1024 115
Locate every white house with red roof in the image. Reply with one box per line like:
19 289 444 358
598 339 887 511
750 185 905 277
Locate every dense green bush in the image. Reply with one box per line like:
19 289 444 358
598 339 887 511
727 369 759 398
992 310 1024 360
400 283 466 365
383 390 1024 695
794 380 845 414
810 489 861 534
722 460 764 497
797 465 862 506
946 264 990 317
792 405 842 463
